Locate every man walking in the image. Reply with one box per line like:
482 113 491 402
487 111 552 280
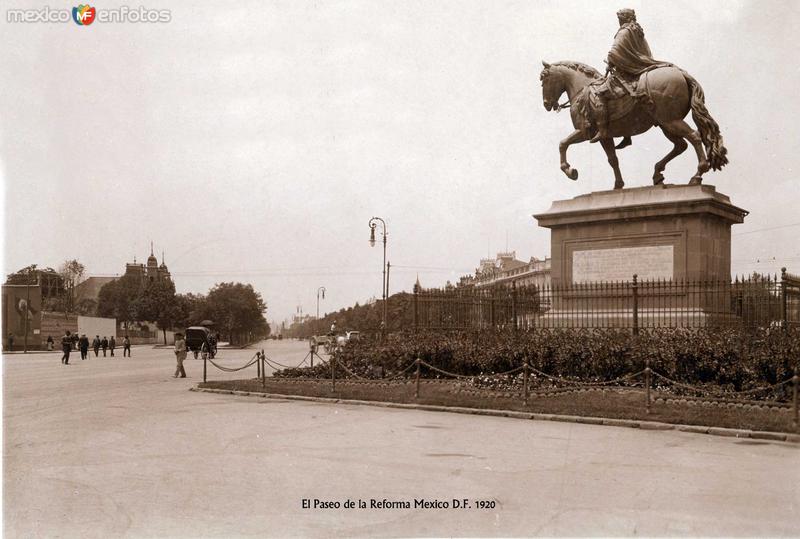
92 335 101 357
60 330 72 365
109 336 116 357
123 335 131 357
101 336 108 357
173 332 187 378
7 333 14 352
79 334 89 360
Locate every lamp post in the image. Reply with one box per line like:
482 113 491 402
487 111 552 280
23 267 34 354
316 286 326 320
368 217 388 336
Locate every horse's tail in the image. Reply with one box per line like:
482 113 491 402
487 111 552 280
682 70 728 170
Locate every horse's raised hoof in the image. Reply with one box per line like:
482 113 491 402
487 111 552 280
653 172 664 185
568 168 578 181
614 181 624 190
688 176 703 186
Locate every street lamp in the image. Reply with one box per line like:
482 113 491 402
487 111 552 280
24 266 34 354
316 286 326 319
368 216 388 335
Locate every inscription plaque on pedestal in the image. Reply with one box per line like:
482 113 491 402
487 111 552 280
572 245 673 284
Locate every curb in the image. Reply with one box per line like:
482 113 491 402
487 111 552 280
189 386 800 444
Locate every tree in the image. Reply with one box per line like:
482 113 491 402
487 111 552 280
172 293 213 330
206 282 268 344
5 264 41 285
8 261 86 314
97 274 142 325
75 298 98 316
59 259 85 313
135 279 177 344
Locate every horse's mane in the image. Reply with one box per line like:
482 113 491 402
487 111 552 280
551 61 603 80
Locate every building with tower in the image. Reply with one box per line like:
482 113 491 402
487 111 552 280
123 242 172 285
76 243 172 306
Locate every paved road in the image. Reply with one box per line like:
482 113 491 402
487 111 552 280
4 340 799 537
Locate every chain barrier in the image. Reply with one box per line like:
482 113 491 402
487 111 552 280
335 361 371 380
651 371 793 398
257 352 797 412
527 366 645 387
418 360 525 380
295 356 309 368
262 356 309 370
207 353 260 373
383 361 423 380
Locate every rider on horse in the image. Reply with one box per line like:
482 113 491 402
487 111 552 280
590 8 671 144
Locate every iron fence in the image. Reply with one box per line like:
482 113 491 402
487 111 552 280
412 269 800 331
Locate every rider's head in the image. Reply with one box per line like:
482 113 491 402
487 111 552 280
616 8 636 24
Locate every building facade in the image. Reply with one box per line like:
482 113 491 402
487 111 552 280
2 284 43 351
76 245 172 306
459 251 552 289
124 245 172 286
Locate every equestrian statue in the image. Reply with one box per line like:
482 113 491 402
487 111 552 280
540 9 728 189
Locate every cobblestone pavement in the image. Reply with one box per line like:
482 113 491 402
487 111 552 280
4 340 799 537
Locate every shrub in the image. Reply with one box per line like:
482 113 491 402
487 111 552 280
274 327 800 395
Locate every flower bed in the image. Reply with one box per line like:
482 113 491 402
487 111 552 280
273 328 799 400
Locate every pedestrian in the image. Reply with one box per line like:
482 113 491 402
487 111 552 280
6 333 13 352
46 335 54 351
79 334 89 360
92 335 100 357
208 333 217 358
173 332 187 378
109 336 116 357
72 332 79 351
101 336 108 357
60 330 72 365
123 335 131 357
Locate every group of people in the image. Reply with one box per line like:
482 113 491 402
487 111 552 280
59 330 132 365
54 328 201 380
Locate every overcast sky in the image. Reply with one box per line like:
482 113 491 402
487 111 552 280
2 0 798 326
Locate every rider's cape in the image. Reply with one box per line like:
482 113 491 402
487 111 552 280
608 22 667 77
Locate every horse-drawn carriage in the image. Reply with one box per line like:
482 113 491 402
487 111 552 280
185 326 217 359
309 331 360 354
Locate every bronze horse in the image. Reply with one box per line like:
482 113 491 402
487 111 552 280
539 61 728 189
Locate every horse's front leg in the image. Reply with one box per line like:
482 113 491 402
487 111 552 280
559 129 587 181
599 138 624 189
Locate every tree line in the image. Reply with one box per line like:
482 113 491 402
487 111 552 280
286 292 414 339
5 260 270 345
97 277 270 344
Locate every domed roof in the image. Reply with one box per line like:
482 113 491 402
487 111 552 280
147 241 158 266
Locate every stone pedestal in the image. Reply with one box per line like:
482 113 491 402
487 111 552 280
534 184 747 286
532 184 748 328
